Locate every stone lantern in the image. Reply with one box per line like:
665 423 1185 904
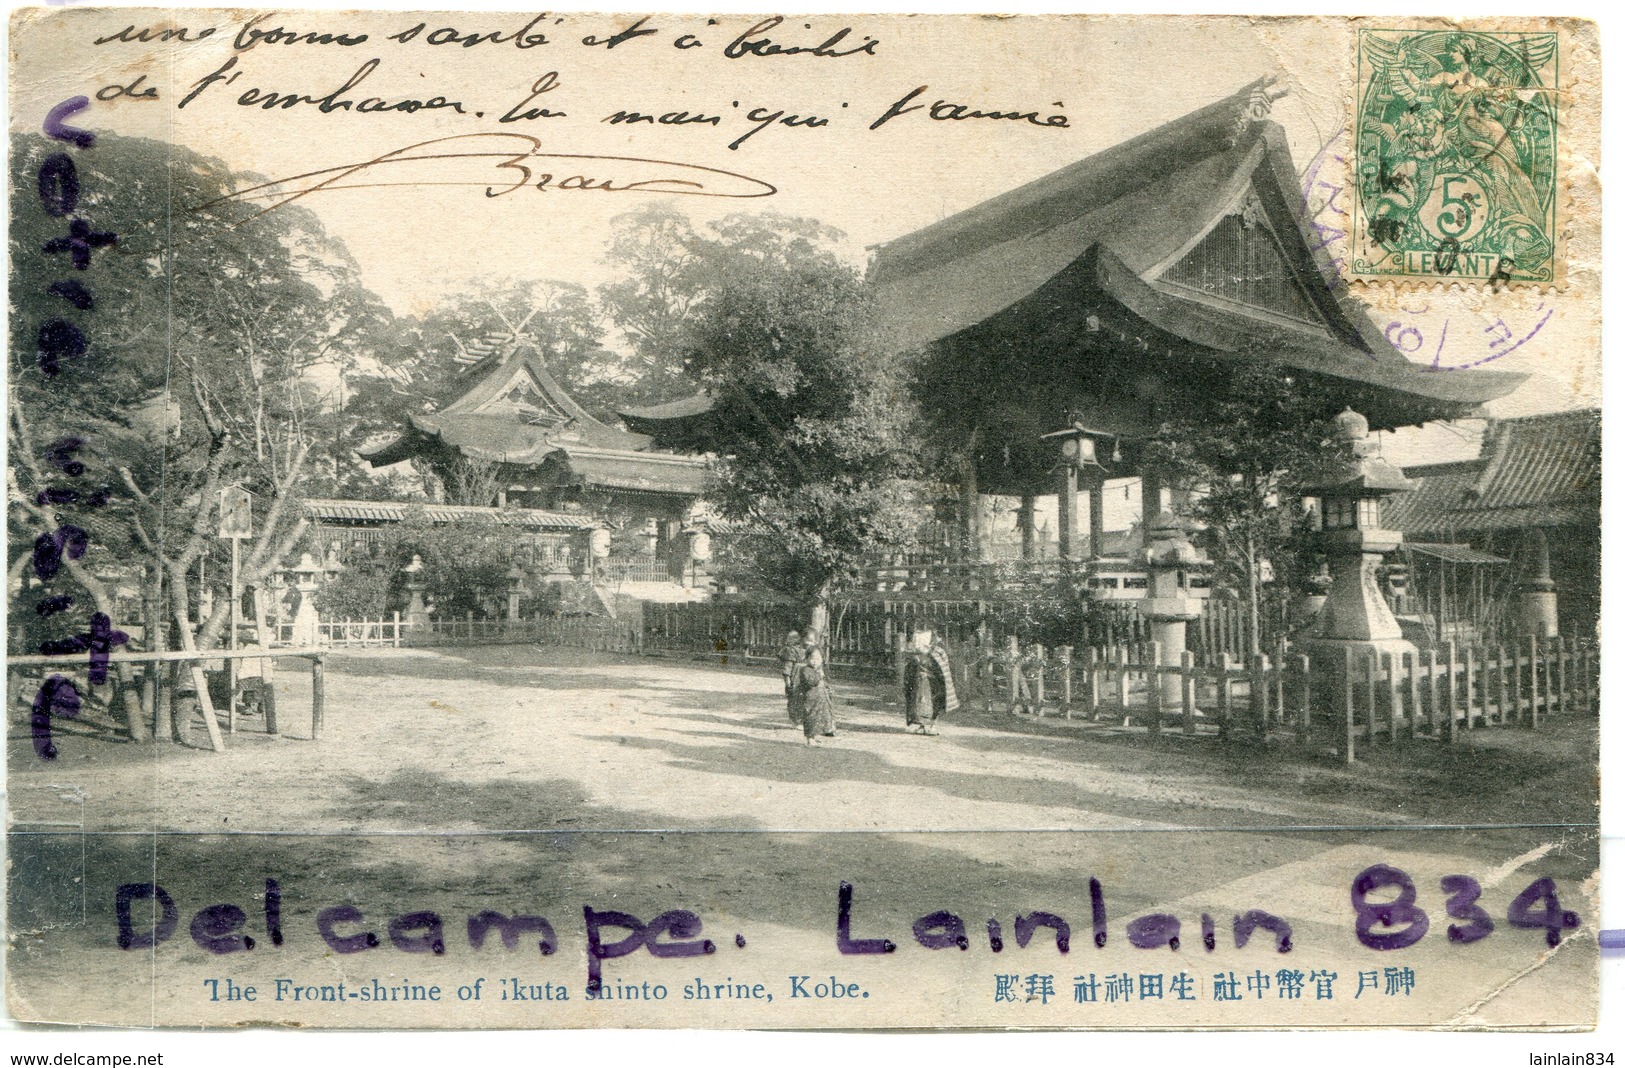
289 552 324 646
1297 558 1333 624
1518 529 1559 637
1303 409 1414 659
1141 511 1208 709
505 562 531 621
402 554 429 628
684 528 713 589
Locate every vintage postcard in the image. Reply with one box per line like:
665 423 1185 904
5 9 1604 1034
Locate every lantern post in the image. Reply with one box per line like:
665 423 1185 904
1302 409 1415 715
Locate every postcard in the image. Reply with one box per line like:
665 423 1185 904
5 9 1602 1030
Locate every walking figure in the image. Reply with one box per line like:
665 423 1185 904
902 629 959 735
778 630 804 727
794 630 837 745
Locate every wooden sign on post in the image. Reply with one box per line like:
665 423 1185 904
218 487 253 734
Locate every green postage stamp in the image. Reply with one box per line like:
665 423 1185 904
1352 28 1561 287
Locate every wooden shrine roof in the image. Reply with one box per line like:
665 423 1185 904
624 80 1524 479
362 337 706 497
1385 409 1601 536
867 80 1522 419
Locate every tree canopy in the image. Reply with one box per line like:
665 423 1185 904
1141 364 1354 653
10 132 396 669
670 215 924 616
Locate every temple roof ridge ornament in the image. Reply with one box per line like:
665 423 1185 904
1231 76 1289 144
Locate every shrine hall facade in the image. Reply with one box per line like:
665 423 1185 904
623 79 1524 564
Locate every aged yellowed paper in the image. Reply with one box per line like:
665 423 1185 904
5 9 1602 1031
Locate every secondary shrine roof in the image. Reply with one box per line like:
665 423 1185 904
362 337 707 497
1385 408 1600 535
305 498 594 530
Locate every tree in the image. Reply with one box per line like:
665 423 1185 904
598 207 851 411
9 132 390 737
1140 365 1354 656
676 216 925 631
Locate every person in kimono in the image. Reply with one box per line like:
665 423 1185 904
902 629 959 735
795 629 837 744
778 630 804 727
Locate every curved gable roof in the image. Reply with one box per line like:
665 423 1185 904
867 80 1522 416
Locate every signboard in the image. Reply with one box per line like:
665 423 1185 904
218 486 253 540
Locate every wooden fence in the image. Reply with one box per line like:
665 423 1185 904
274 613 642 650
953 631 1597 760
279 594 1274 666
8 647 326 754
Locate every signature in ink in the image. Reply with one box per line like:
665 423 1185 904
192 133 776 224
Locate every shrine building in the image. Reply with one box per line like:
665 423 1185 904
623 79 1525 565
361 335 713 582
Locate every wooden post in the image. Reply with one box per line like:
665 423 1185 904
1148 640 1164 737
1419 647 1436 737
895 633 908 694
1180 649 1196 735
1364 652 1378 744
1116 646 1131 726
1462 645 1477 732
1216 652 1233 739
187 662 226 753
1250 652 1268 740
1273 638 1288 730
1086 647 1101 720
1383 654 1400 743
311 655 326 740
1005 636 1021 713
1033 644 1047 717
1405 652 1421 739
1058 645 1074 720
392 610 402 649
1492 645 1506 725
1577 638 1593 714
1528 633 1542 729
1539 635 1554 726
262 655 280 736
1555 634 1568 715
1295 653 1311 745
1511 639 1525 725
228 535 239 734
1443 640 1458 742
1342 647 1356 764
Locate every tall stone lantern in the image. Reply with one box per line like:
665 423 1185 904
1303 409 1414 661
402 554 430 628
288 552 324 647
1141 511 1208 709
1518 529 1559 637
505 562 531 621
684 527 712 589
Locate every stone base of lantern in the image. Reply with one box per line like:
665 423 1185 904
1145 605 1198 709
1303 635 1417 730
1519 587 1558 638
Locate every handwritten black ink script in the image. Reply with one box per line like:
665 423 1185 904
191 133 776 225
